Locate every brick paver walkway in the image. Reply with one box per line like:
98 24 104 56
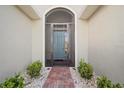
43 67 75 88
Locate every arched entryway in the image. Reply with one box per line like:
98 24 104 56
45 7 75 67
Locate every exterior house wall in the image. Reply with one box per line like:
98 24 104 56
32 20 43 63
88 6 124 82
0 6 32 82
32 5 88 67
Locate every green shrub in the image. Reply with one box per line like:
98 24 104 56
97 76 123 88
78 59 93 79
0 74 24 88
113 83 123 88
97 76 113 88
27 60 42 78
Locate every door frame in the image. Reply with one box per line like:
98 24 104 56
43 6 77 67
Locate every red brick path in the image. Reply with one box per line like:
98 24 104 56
43 67 75 88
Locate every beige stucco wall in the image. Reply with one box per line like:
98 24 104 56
32 5 88 66
0 6 32 82
88 6 124 82
32 20 43 63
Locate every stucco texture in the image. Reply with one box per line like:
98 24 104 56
0 6 32 82
88 6 124 83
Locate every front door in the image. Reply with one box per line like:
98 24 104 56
53 24 68 61
53 31 65 60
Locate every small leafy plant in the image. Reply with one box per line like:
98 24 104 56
0 74 24 88
113 83 123 88
78 59 93 79
27 60 42 78
97 76 113 88
97 76 123 88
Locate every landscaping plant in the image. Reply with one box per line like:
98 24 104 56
97 76 123 88
113 83 123 88
78 59 93 79
97 76 113 88
27 60 42 78
0 74 24 88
